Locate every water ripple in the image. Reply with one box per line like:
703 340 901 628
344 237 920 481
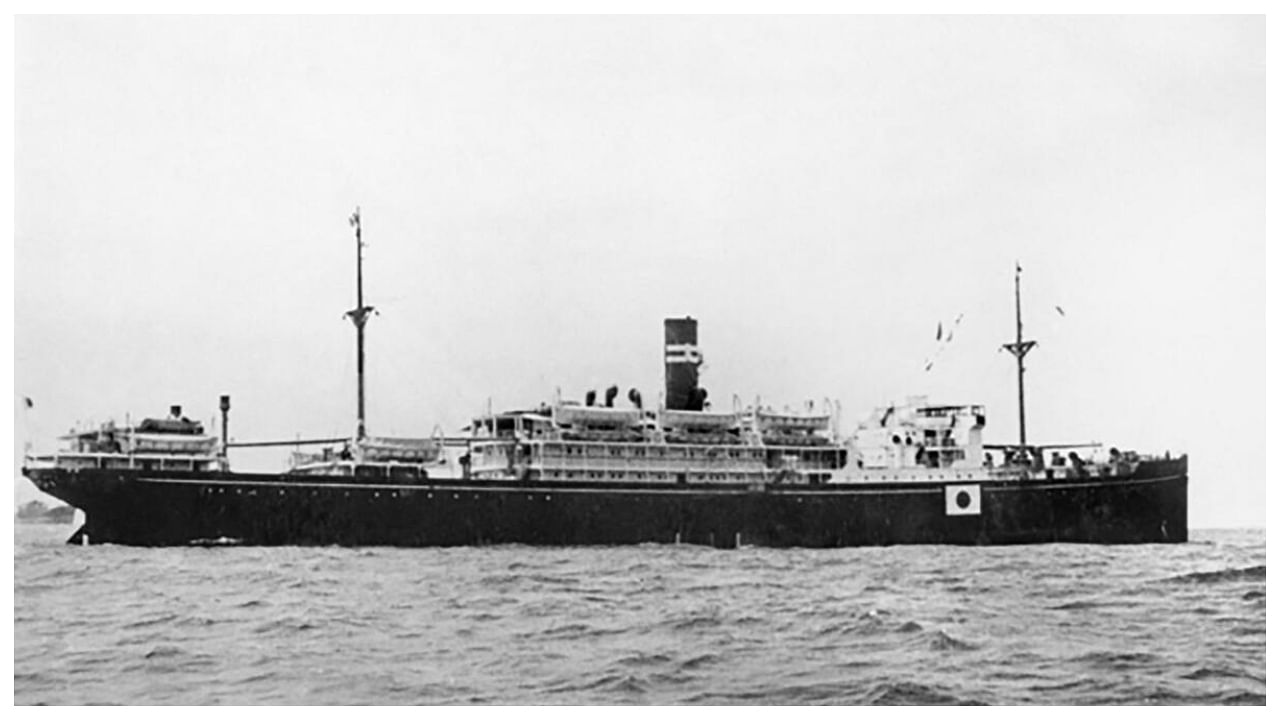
14 525 1265 705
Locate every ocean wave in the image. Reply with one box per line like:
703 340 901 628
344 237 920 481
478 574 520 587
1214 690 1267 705
14 526 1265 705
613 651 673 668
680 683 875 705
919 630 978 652
1181 665 1265 683
122 612 181 630
1049 598 1139 611
661 608 726 632
677 653 719 671
862 680 978 705
175 615 223 628
521 622 626 641
252 616 322 634
231 671 280 686
543 671 649 697
1166 565 1265 584
1075 650 1161 670
138 645 219 673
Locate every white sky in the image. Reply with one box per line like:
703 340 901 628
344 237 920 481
12 15 1264 528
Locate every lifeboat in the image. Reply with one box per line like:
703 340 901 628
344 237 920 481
555 405 644 427
659 409 739 429
755 412 831 431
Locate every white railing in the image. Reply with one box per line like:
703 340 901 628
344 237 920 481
30 451 224 471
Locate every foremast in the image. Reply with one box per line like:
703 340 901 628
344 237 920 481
1001 262 1036 452
346 207 375 441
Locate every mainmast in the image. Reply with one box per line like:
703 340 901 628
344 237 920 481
346 207 375 440
1001 263 1036 451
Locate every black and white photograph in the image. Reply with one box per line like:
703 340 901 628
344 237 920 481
12 12 1266 705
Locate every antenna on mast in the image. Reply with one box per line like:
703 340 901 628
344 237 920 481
345 207 375 440
1001 262 1036 453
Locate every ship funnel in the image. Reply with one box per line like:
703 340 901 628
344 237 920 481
219 395 230 460
664 317 703 411
170 405 182 419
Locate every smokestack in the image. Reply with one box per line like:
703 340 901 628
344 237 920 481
664 317 701 411
170 405 182 419
219 395 230 457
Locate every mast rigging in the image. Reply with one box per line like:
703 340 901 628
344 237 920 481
346 207 375 440
1001 263 1036 452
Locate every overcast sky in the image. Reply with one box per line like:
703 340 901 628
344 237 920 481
13 16 1263 528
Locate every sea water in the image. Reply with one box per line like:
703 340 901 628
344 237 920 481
14 525 1264 705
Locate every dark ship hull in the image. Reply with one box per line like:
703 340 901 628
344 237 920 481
25 456 1187 548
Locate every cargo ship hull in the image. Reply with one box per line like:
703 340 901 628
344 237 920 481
24 457 1187 548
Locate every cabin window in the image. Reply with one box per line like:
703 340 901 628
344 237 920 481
390 466 421 481
355 465 385 480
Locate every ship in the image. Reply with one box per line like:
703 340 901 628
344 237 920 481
22 210 1188 547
